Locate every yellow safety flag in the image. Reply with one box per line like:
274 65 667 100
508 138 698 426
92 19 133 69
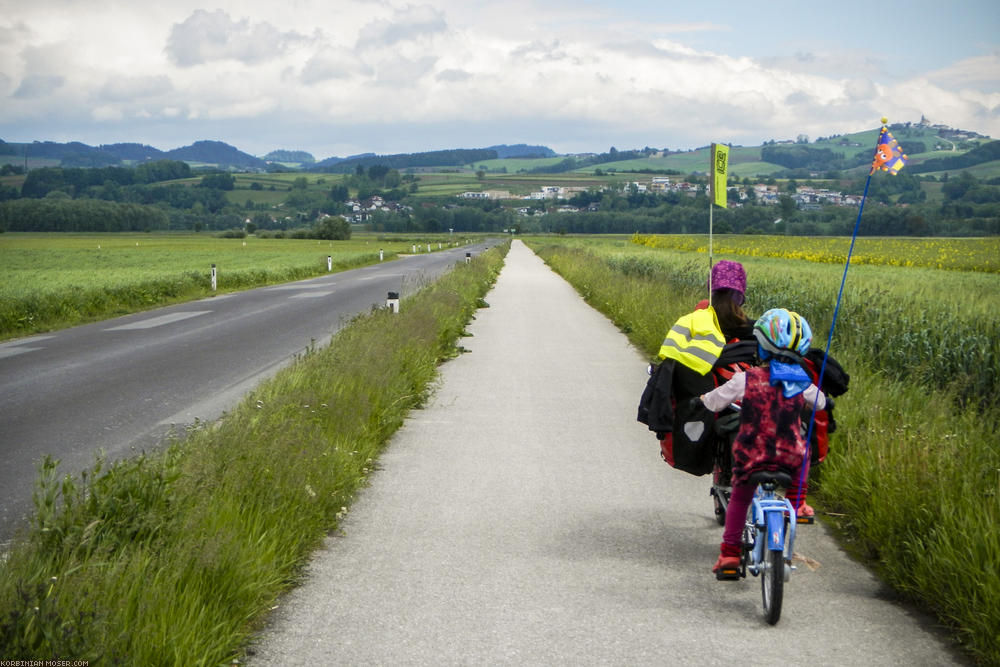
711 143 729 208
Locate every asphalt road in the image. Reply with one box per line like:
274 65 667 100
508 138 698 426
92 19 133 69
248 240 964 666
0 241 493 541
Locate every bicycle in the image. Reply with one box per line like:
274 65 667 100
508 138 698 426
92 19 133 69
709 409 739 526
710 408 816 528
715 470 798 625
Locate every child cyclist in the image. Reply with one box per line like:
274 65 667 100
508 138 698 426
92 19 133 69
695 308 828 575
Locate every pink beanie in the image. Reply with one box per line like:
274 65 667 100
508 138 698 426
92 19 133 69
710 260 746 304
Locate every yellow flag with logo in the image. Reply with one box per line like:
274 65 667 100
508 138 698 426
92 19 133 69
711 143 729 208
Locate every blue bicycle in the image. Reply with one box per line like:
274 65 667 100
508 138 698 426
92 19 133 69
739 471 797 625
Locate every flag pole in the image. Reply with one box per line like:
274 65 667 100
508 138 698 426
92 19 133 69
795 117 889 511
708 143 716 298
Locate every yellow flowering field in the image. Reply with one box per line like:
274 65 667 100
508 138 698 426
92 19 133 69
631 234 1000 273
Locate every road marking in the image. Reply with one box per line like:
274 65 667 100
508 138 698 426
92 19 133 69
290 291 336 299
0 346 42 360
105 311 211 331
358 274 403 281
0 335 56 359
267 283 335 291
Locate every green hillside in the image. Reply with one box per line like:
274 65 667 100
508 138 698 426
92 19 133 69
463 122 994 179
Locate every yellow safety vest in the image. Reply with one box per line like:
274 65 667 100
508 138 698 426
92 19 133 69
657 307 726 375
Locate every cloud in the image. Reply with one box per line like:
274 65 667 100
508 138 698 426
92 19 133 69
301 48 374 84
372 54 437 87
924 53 1000 92
13 74 65 99
1 1 996 155
165 9 307 67
357 4 448 50
98 75 173 102
436 68 472 82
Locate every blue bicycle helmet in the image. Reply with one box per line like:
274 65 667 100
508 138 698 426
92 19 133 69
753 308 812 360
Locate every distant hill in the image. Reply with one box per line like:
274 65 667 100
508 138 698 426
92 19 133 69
486 144 556 159
164 141 266 169
314 148 498 172
0 141 120 167
262 149 315 164
0 139 266 170
99 143 166 162
2 123 993 176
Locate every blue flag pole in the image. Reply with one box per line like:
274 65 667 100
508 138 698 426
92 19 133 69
795 120 886 512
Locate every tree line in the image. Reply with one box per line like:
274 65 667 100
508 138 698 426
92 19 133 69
1 160 997 237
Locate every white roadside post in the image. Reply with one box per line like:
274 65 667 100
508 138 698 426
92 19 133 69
379 248 384 261
465 252 471 264
211 264 217 291
327 255 332 271
386 291 400 314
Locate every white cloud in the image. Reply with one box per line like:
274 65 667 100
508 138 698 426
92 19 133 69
0 1 996 154
357 4 448 50
300 48 373 84
98 75 173 102
13 74 65 99
165 9 307 67
924 53 1000 92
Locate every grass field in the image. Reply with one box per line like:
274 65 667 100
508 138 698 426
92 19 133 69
0 232 466 340
632 233 1000 273
524 234 1000 664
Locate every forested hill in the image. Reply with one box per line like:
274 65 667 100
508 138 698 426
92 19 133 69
314 148 499 172
163 141 266 169
909 141 1000 173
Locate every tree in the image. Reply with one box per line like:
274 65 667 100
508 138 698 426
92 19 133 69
198 173 235 190
313 217 351 240
778 194 797 221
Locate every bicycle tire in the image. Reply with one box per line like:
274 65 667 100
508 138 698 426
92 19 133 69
713 492 727 525
761 546 784 624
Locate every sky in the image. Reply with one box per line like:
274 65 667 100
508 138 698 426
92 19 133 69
1 0 998 161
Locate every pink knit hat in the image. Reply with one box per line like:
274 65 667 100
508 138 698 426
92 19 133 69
710 260 746 304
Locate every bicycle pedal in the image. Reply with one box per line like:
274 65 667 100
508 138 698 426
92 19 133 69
715 568 740 581
796 515 815 525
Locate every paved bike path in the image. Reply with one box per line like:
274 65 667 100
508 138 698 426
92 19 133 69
249 240 963 665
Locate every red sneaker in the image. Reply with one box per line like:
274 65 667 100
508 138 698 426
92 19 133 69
713 554 740 579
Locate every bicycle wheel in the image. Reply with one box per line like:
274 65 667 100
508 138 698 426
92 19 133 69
712 486 729 526
711 435 733 526
761 547 784 625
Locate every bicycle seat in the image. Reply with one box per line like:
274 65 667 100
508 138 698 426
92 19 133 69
747 470 794 489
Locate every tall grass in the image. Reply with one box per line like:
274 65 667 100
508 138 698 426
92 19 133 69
0 242 509 664
527 237 1000 665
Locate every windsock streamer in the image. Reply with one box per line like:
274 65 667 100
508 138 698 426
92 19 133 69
871 125 909 175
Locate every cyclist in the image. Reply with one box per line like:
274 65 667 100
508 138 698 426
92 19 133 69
646 260 756 470
695 308 827 575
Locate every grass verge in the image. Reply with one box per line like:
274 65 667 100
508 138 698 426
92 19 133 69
527 238 1000 665
0 241 509 665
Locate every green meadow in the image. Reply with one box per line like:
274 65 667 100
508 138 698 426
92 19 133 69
0 232 466 340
